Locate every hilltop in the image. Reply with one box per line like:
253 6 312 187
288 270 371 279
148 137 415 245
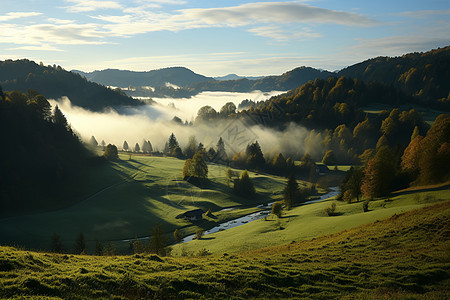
0 59 141 111
73 67 214 88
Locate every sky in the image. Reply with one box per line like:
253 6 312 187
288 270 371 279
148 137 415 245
1 0 449 76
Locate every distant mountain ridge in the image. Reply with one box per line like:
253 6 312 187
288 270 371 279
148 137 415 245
73 67 214 88
214 74 265 81
0 59 140 111
191 67 336 93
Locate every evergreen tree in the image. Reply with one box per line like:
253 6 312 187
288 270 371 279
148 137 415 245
283 174 299 209
101 140 106 148
167 133 179 156
246 141 265 170
123 141 129 151
216 137 227 163
134 142 140 153
172 145 183 158
150 223 167 256
74 233 86 254
52 105 69 130
273 153 287 170
234 170 255 197
184 136 198 159
89 136 98 147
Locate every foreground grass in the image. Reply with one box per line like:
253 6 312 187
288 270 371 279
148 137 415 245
1 200 448 299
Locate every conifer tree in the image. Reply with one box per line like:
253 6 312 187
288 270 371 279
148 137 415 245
123 141 129 151
284 174 299 209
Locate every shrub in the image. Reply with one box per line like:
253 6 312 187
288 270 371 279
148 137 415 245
363 200 370 212
196 248 211 256
174 229 183 243
195 229 204 240
271 201 283 218
325 202 337 216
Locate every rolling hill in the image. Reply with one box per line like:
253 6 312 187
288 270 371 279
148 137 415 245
0 59 141 111
338 46 450 110
73 67 214 88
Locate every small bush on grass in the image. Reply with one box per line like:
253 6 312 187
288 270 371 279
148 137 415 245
363 200 370 212
195 229 204 240
325 202 337 216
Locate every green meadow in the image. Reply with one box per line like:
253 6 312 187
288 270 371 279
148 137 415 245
172 184 450 255
1 199 448 299
0 153 316 252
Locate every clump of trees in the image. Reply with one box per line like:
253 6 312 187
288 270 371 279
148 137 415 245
183 151 208 179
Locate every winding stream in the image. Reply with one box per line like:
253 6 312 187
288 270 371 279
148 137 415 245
180 186 340 243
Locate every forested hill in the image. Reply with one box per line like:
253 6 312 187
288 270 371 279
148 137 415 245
0 88 92 214
0 60 141 111
241 76 411 130
338 46 450 110
73 67 214 88
190 66 335 93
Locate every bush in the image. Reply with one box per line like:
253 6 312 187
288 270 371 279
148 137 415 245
325 202 337 216
363 200 370 212
195 229 204 240
103 144 118 160
271 201 283 218
196 248 211 256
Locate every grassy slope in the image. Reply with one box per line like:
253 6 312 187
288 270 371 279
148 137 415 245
1 199 448 299
0 153 300 252
172 187 450 255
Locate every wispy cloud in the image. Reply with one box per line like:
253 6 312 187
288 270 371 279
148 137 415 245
0 12 42 22
64 0 122 13
248 26 321 41
6 44 63 52
0 22 109 46
398 9 450 18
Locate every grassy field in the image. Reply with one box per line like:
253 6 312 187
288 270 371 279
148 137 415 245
0 153 315 253
172 185 450 255
1 199 448 299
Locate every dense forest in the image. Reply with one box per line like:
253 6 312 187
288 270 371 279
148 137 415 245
0 87 94 213
0 60 141 111
339 46 450 110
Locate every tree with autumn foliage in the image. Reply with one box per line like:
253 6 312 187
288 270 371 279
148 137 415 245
361 146 397 199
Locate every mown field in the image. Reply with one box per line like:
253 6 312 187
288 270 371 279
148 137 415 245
0 153 317 253
1 198 448 299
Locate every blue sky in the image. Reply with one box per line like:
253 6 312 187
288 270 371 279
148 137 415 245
1 0 449 76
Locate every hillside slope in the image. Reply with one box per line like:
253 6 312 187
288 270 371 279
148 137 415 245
338 46 450 110
0 60 141 111
1 200 448 299
73 67 214 88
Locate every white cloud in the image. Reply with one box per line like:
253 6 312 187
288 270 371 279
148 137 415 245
64 0 122 13
0 22 109 46
248 26 321 41
94 1 378 38
174 2 378 27
398 9 450 18
0 12 42 22
6 44 63 52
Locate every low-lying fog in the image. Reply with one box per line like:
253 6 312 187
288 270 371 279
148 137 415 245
49 91 322 157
